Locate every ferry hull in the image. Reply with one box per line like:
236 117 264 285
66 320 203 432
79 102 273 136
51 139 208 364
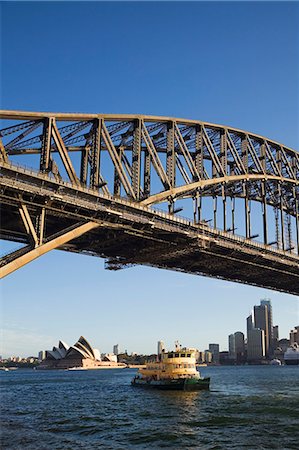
131 377 210 391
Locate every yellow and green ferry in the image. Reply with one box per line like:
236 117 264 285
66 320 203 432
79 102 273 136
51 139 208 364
131 346 210 391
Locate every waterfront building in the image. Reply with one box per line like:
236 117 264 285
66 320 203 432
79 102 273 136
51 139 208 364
228 334 236 360
234 332 245 363
219 351 230 364
197 351 205 364
254 300 273 358
157 340 165 355
273 325 279 341
208 344 220 364
39 336 121 369
272 325 279 350
204 350 212 363
113 344 119 356
247 313 253 334
228 333 245 363
247 328 265 362
38 350 46 361
290 326 299 345
260 299 273 356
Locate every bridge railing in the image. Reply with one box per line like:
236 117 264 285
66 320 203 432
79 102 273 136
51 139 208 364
1 160 298 261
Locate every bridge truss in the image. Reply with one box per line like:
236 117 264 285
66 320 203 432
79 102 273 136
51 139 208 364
0 111 298 294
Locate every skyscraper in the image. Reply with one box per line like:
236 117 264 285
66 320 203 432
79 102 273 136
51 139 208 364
228 334 235 360
228 332 245 363
209 344 220 364
273 325 279 350
273 325 279 341
234 332 245 363
260 299 273 356
113 344 119 356
247 313 253 335
254 300 272 358
247 328 265 361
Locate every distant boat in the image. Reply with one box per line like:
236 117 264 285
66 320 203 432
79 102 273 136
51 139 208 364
284 343 299 365
270 359 282 365
131 345 210 391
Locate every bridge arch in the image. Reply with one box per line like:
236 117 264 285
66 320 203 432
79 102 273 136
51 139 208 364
0 111 298 288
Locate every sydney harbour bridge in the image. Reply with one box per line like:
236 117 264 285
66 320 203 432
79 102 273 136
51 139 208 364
0 110 298 295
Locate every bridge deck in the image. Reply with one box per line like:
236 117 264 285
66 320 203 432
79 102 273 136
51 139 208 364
1 162 298 294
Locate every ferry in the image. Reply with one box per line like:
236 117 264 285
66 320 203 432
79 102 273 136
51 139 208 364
131 344 210 391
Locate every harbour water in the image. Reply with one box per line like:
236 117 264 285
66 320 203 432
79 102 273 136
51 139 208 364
1 365 298 449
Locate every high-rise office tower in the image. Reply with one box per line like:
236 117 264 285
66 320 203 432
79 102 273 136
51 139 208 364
260 299 273 356
254 301 272 358
228 334 236 360
247 311 264 362
209 344 220 364
234 332 245 363
273 325 279 341
247 328 265 361
273 325 279 350
247 313 253 335
113 344 119 356
157 340 165 355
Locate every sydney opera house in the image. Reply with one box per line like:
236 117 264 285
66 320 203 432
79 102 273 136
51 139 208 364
38 336 121 369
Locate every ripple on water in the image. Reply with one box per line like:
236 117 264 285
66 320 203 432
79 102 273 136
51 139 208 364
1 366 299 449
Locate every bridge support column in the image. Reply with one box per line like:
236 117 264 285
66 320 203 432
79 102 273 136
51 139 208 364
40 117 52 172
0 222 100 279
143 148 151 197
213 197 217 228
279 184 285 251
245 184 251 239
132 119 142 199
295 191 299 255
193 191 202 224
262 181 268 245
231 197 235 234
222 184 227 231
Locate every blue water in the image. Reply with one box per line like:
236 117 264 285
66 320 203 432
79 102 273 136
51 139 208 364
1 366 298 449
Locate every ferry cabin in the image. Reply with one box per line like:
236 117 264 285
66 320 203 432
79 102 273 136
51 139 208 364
139 349 200 380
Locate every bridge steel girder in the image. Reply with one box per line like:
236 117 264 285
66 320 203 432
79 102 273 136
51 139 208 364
0 161 298 294
0 110 298 291
0 222 100 279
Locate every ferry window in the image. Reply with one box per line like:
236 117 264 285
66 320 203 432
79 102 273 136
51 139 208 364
187 354 191 357
175 353 179 358
168 354 173 358
181 353 185 357
176 364 179 368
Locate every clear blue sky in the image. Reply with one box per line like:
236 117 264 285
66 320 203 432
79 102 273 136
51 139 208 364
1 1 298 357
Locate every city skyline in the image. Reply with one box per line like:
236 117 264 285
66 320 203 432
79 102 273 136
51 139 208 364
1 290 297 358
1 2 298 358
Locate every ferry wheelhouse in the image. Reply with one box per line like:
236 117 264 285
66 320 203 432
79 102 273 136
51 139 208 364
131 346 210 391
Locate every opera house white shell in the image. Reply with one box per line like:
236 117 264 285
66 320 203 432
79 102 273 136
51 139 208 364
39 336 120 369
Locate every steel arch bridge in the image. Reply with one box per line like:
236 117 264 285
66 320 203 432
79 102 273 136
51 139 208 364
0 110 298 294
